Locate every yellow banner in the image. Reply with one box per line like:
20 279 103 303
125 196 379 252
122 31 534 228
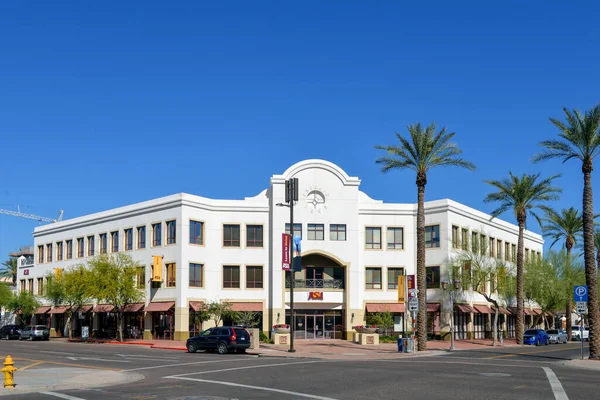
398 275 405 303
152 255 163 282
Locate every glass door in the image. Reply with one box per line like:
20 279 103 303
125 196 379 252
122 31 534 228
305 315 326 339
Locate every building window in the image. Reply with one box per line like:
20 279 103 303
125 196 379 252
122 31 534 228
99 234 107 254
496 240 502 260
461 228 469 250
152 223 162 246
20 280 25 292
124 229 133 251
387 227 404 250
425 225 440 248
426 266 441 289
246 266 263 288
66 240 73 259
166 220 176 245
166 263 176 287
366 267 382 289
452 226 460 249
223 224 241 247
307 224 324 241
136 266 145 289
330 224 346 241
87 236 95 256
37 278 44 296
387 267 404 289
110 231 119 253
505 243 510 261
223 265 240 288
47 244 53 262
77 238 84 258
480 234 486 255
189 263 203 287
285 223 302 239
137 226 146 249
462 261 472 285
37 245 44 263
28 279 34 293
56 242 63 261
512 244 517 263
365 227 382 249
246 225 263 247
189 221 203 245
471 232 479 253
489 237 495 257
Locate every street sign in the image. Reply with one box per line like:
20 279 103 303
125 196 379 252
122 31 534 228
574 286 588 302
408 298 419 312
576 302 587 314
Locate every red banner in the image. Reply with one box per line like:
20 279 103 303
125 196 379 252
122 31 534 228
308 292 324 300
282 233 291 270
407 274 416 298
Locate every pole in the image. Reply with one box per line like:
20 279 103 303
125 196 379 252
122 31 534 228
449 291 455 351
289 179 296 353
580 314 584 360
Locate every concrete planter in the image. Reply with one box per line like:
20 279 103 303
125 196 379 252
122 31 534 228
274 328 290 334
355 328 377 334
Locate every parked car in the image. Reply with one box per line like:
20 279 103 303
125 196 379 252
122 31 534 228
523 329 549 346
19 325 50 341
546 329 568 344
186 326 251 354
571 325 590 341
0 325 24 340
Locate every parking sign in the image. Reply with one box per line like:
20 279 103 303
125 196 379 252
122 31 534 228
574 286 588 302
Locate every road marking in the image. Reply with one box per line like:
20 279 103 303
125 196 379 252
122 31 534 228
19 361 42 371
122 357 250 372
41 351 76 355
40 392 87 400
486 346 588 359
542 367 569 400
168 360 323 377
116 354 178 360
66 356 129 363
428 355 556 364
375 359 540 368
14 357 120 371
166 376 338 400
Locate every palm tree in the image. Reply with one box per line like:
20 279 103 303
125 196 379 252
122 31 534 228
595 230 600 276
0 257 17 286
542 207 583 340
375 122 476 351
533 105 600 359
484 172 561 344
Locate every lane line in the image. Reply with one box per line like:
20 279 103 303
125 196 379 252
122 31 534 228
14 357 120 371
168 360 323 377
40 392 87 400
374 359 544 368
542 367 569 400
19 361 43 371
41 351 76 356
486 346 589 359
412 355 556 364
122 357 250 372
166 376 338 400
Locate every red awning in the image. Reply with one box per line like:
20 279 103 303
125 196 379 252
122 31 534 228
122 303 144 313
474 305 494 314
35 306 51 314
74 305 93 313
144 301 175 312
524 308 536 316
189 301 204 312
366 303 406 313
498 307 510 315
49 306 69 314
230 302 263 312
457 304 475 313
532 308 542 315
508 307 520 315
93 304 115 313
427 303 440 312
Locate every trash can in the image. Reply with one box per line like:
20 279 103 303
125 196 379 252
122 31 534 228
397 337 403 353
402 338 414 353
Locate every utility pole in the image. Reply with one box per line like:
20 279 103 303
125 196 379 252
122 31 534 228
286 178 298 353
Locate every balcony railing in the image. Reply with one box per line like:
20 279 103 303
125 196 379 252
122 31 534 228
285 278 344 289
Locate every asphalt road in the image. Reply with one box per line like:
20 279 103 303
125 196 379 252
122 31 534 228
0 339 597 400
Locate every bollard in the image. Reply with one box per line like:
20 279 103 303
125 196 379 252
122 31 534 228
2 355 17 388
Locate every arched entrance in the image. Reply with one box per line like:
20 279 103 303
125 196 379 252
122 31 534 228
285 252 347 339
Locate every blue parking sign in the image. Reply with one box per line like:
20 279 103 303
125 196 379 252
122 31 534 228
574 286 588 302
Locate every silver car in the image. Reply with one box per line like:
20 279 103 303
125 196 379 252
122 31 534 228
19 325 50 341
546 329 568 344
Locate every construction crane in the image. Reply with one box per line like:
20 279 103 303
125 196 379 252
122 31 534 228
0 206 64 223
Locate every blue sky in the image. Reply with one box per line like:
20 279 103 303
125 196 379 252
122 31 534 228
1 1 599 258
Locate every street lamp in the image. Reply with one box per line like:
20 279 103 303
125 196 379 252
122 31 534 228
442 279 461 351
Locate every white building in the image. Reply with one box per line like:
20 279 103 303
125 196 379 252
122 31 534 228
17 159 544 341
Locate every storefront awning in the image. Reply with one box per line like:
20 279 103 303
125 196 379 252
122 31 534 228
35 306 51 314
524 308 536 316
74 305 93 313
230 302 263 312
427 303 440 312
122 303 144 313
189 301 204 312
456 304 476 313
49 306 69 314
474 305 493 314
532 308 542 315
93 304 115 313
145 301 175 312
498 307 510 315
366 303 405 313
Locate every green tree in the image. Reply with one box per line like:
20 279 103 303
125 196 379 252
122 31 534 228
0 283 13 309
233 311 261 329
375 122 476 350
0 257 18 286
9 290 40 325
484 172 561 344
62 265 93 339
366 311 394 336
542 207 583 339
533 105 600 359
87 253 143 342
206 300 234 327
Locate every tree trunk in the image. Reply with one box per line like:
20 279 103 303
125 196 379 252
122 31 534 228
516 218 525 345
416 182 427 351
118 312 124 342
565 245 573 341
67 314 72 340
582 167 600 359
492 307 499 347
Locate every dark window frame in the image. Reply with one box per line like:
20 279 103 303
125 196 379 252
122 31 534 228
365 267 382 289
365 227 382 249
285 223 302 239
77 237 85 258
166 220 176 245
330 224 346 241
386 227 404 250
124 229 133 251
426 266 441 289
137 226 146 249
223 224 241 247
425 225 440 248
223 265 241 288
246 265 263 288
189 263 203 287
307 224 324 241
387 267 405 289
152 223 162 247
246 225 264 247
189 220 204 245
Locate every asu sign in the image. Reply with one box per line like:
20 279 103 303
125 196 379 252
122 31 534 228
308 292 324 300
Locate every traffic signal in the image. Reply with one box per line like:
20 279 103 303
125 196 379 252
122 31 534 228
152 255 163 282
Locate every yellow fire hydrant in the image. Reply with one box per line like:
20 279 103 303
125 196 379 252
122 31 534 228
2 355 17 388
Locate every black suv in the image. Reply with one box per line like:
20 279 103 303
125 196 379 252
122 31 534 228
0 325 23 340
186 326 251 354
